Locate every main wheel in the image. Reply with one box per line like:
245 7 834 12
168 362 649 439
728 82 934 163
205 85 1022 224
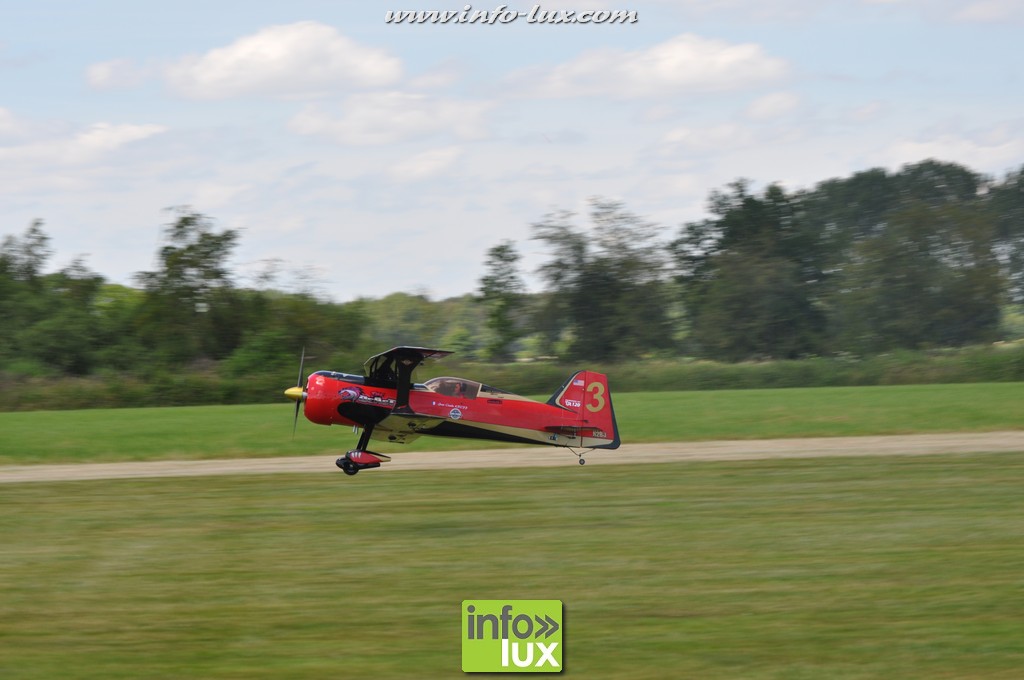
342 465 359 476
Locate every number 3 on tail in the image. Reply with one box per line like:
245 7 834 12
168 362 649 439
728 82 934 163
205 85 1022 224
586 382 606 413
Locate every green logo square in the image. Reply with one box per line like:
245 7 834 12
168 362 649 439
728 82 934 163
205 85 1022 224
461 600 563 673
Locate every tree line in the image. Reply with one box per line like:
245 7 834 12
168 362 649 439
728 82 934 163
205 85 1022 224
2 159 1024 383
485 159 1024 362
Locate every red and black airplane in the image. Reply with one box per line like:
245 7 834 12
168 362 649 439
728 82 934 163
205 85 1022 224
284 346 620 476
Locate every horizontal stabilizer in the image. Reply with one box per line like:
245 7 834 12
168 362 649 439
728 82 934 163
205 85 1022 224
543 425 609 438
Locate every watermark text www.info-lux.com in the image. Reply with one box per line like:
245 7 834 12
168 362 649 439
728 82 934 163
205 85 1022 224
385 5 638 25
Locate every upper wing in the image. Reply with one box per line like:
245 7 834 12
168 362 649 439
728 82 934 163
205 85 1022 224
363 346 453 381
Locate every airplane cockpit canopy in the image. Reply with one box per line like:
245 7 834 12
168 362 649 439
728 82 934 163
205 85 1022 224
422 377 481 399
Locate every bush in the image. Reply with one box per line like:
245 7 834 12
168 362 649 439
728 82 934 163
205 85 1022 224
2 345 1023 411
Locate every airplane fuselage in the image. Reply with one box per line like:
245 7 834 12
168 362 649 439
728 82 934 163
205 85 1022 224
303 370 612 448
285 346 620 476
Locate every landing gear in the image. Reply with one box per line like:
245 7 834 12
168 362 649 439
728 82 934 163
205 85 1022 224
336 457 361 476
335 426 391 477
573 449 587 466
335 450 389 476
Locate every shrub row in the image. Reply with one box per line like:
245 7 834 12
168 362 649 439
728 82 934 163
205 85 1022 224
2 344 1023 412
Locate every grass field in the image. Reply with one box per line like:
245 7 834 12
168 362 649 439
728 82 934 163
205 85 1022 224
3 454 1024 679
1 382 1023 465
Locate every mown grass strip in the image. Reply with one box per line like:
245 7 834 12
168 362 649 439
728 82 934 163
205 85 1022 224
2 454 1023 679
2 382 1022 465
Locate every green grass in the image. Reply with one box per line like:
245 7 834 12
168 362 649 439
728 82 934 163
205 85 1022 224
1 383 1023 465
2 454 1024 678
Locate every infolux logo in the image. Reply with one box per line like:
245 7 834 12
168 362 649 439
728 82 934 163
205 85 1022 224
461 600 563 673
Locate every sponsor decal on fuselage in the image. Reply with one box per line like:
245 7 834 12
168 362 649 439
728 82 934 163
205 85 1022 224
337 386 396 409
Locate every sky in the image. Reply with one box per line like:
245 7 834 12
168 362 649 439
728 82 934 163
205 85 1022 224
2 0 1023 301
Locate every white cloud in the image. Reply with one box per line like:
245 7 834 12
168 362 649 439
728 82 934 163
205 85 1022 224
0 107 61 143
662 123 759 152
536 0 624 9
638 0 833 20
165 21 402 99
511 33 788 99
409 60 465 90
0 122 167 166
745 91 800 119
191 181 254 210
953 0 1023 22
849 101 885 122
288 92 492 145
389 146 463 182
86 59 150 90
880 125 1024 173
0 107 23 138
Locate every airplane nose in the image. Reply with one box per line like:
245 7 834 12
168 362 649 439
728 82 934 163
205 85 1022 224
284 386 306 401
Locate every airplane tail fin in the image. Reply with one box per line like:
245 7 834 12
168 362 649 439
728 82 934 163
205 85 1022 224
547 370 620 449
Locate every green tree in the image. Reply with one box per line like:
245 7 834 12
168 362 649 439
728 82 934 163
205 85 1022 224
532 198 676 361
688 252 824 361
988 164 1024 303
38 258 106 374
0 219 52 285
0 250 110 375
362 292 449 349
831 201 1003 352
90 283 147 372
674 182 827 360
679 161 1007 359
800 160 984 241
478 241 525 361
134 208 239 364
1 221 55 371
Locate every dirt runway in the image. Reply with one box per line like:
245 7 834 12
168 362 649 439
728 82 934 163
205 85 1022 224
3 431 1023 484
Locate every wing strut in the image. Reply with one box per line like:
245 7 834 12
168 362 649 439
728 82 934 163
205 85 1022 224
356 424 374 451
363 346 452 414
393 355 417 413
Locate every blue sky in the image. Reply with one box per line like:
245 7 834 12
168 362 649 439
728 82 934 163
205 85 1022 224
2 0 1023 300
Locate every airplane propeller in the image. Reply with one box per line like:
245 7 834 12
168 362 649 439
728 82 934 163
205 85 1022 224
284 347 307 436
